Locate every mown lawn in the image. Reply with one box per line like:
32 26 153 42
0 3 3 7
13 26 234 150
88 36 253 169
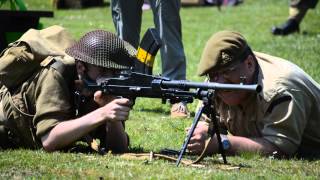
1 0 320 179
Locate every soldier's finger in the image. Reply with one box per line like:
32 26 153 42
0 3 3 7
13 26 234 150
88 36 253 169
116 114 129 121
187 142 200 151
115 111 130 118
114 98 132 106
188 137 197 144
113 104 131 112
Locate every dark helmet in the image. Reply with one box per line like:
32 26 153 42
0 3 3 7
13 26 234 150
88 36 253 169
65 30 136 69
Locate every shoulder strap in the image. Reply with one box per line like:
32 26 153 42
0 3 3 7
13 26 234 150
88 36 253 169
50 59 67 75
6 58 75 118
49 58 76 87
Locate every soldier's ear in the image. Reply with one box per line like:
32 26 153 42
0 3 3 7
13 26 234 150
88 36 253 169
244 55 256 75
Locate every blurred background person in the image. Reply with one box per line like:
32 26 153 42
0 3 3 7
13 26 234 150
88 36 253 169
111 0 189 118
272 0 318 36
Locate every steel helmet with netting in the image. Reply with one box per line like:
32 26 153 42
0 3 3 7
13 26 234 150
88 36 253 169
66 30 136 69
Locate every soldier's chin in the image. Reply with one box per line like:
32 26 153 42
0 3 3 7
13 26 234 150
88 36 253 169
218 92 243 105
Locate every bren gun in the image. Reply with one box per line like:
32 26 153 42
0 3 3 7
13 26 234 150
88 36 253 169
84 71 262 166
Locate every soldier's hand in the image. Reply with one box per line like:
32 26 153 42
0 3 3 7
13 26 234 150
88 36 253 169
186 121 209 154
94 90 115 106
100 98 132 122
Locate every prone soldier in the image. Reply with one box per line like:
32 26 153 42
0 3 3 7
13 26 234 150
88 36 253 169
0 26 134 153
187 30 320 158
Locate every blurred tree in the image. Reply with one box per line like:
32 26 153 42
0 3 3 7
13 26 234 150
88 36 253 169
0 0 27 10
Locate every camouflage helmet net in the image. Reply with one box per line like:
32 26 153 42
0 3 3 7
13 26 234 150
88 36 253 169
65 30 136 69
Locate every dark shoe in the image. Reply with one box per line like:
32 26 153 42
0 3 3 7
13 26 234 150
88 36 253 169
271 19 300 36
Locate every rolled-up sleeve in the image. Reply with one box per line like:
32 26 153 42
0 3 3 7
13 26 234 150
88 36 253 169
33 68 74 138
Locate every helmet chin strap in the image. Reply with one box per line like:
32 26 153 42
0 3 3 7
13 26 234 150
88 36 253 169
81 72 97 84
240 76 247 85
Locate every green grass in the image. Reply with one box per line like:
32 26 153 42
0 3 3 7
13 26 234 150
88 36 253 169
1 0 320 179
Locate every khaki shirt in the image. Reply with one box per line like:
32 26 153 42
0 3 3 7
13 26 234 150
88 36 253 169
205 52 320 156
0 66 74 149
0 26 76 149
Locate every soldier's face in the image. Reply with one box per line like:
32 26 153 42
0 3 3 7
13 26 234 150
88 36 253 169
76 61 120 99
82 63 120 81
85 64 109 80
208 55 256 106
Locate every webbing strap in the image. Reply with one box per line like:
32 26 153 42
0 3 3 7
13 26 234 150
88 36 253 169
8 91 34 117
186 136 212 165
118 137 213 167
50 60 65 73
120 152 196 166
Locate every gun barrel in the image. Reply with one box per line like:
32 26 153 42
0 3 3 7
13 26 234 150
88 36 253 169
160 81 262 93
